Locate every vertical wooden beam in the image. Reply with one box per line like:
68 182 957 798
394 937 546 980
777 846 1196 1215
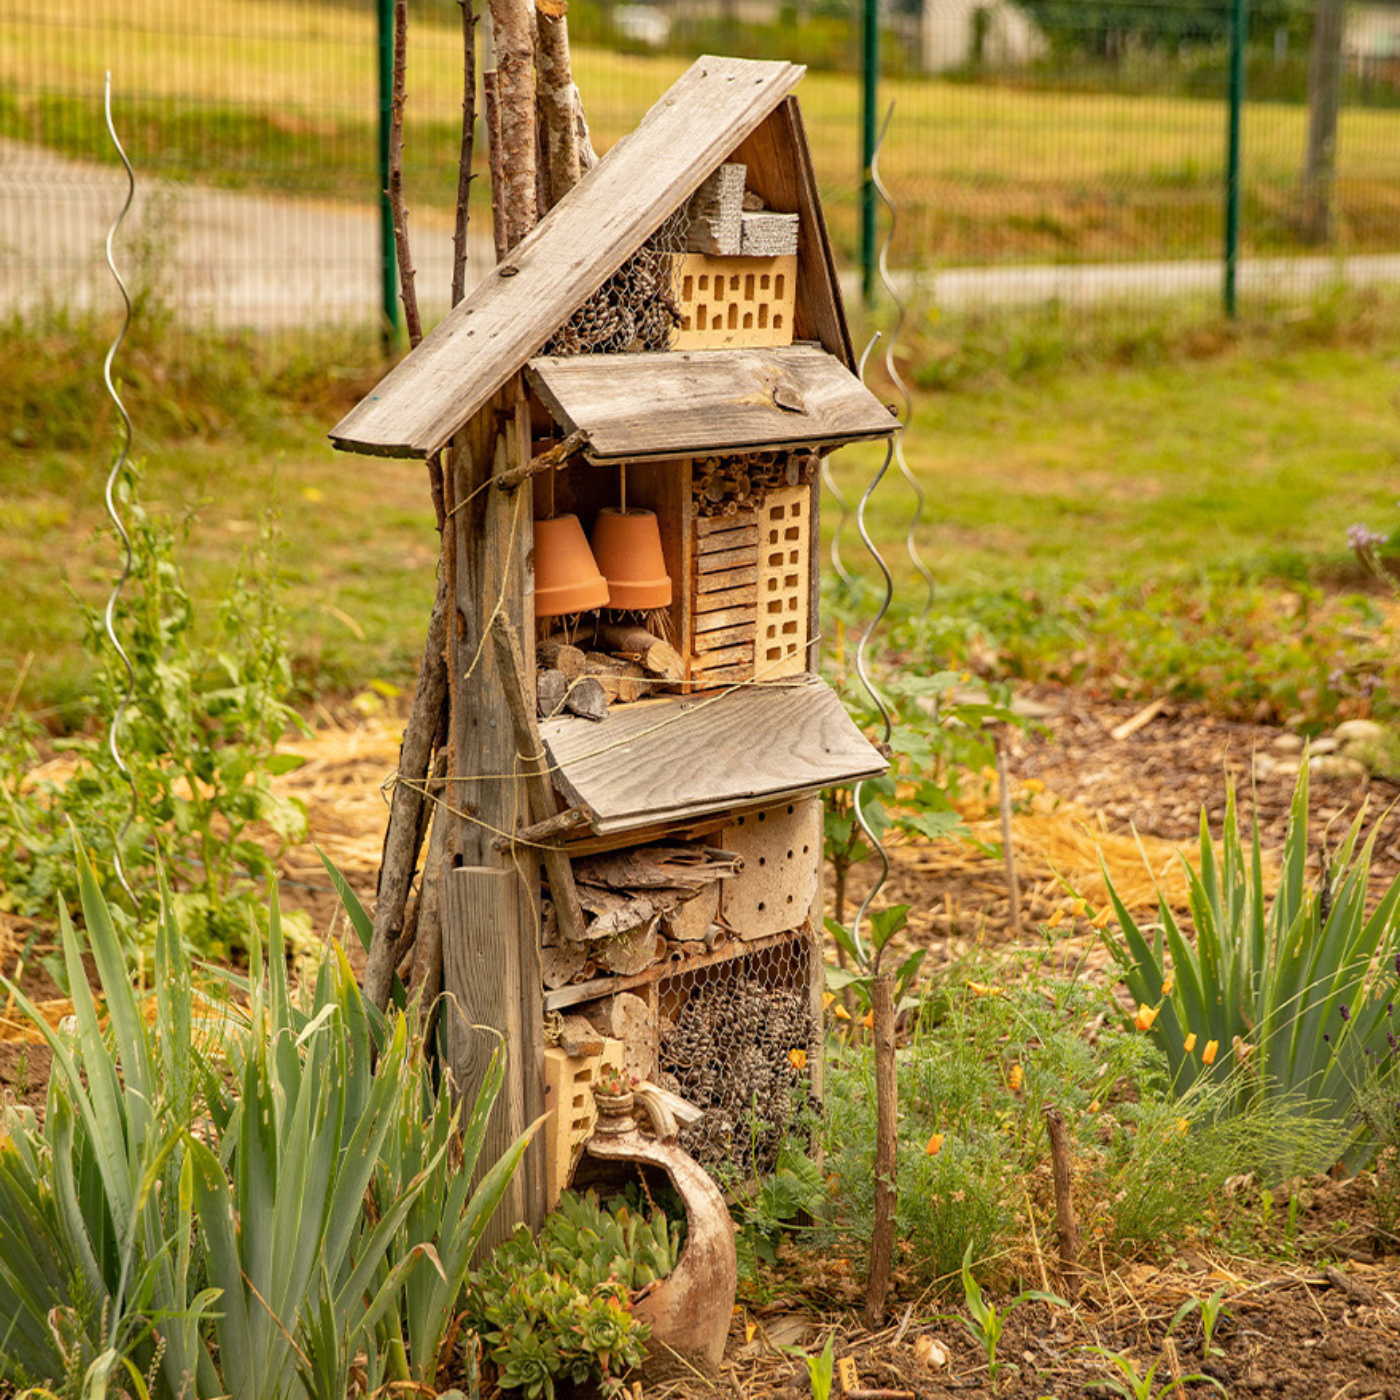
443 375 545 1234
806 461 822 676
443 864 543 1249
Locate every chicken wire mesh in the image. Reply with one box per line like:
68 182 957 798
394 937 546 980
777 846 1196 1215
654 929 820 1180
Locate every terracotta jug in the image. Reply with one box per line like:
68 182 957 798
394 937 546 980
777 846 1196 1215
590 508 673 610
533 514 610 618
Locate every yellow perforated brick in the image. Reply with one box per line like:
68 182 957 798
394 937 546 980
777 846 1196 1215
673 253 797 350
756 487 810 679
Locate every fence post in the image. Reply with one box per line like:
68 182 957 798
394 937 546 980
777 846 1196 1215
860 0 879 307
1223 0 1248 318
377 0 401 347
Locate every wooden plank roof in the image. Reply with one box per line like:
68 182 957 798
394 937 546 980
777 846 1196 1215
329 55 805 460
526 346 899 460
539 677 887 835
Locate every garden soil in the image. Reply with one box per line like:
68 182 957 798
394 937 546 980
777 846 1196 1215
5 687 1400 1397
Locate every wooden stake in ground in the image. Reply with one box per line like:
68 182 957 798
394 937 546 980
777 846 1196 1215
388 0 422 346
451 0 478 307
487 0 539 250
1043 1105 1080 1292
994 730 1021 934
863 972 898 1331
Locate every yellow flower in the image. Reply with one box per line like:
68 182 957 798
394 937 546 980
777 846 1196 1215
967 980 1004 998
1071 899 1088 917
925 1132 945 1156
861 1010 875 1029
1091 906 1112 929
1183 1032 1197 1053
1134 1003 1160 1032
1175 1117 1190 1135
1023 778 1045 794
788 1048 808 1071
1089 1099 1101 1114
833 1004 851 1022
1008 1063 1024 1092
1202 1039 1219 1065
1162 977 1175 995
1046 909 1066 930
822 992 835 1011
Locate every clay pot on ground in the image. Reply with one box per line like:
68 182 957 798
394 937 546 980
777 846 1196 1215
574 1101 736 1383
590 508 673 610
534 514 610 618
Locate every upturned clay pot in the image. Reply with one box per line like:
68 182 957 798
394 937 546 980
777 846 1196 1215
533 514 610 618
590 508 673 610
577 1107 737 1383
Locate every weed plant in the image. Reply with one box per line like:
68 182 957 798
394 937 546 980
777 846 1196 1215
821 944 1308 1291
0 465 309 959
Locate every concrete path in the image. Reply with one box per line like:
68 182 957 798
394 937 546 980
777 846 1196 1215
5 137 1397 329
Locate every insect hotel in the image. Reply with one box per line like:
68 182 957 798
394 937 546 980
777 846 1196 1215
331 56 894 1242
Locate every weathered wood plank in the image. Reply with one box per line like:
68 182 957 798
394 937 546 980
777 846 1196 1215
695 583 759 614
695 565 758 595
697 521 759 551
692 621 756 652
697 544 757 575
539 677 887 834
689 642 752 671
730 97 855 369
693 602 758 633
526 345 896 462
696 510 759 539
330 57 805 459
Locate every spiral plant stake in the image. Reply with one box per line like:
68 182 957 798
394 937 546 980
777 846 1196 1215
100 73 140 907
873 102 935 618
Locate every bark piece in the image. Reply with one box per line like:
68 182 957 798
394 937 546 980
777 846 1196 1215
535 2 581 207
595 623 684 681
584 991 655 1081
537 667 568 719
543 939 589 989
486 0 538 251
538 639 586 679
583 653 650 703
1044 1104 1081 1291
595 920 665 976
564 675 609 721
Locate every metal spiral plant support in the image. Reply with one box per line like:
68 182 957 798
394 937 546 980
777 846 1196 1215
848 329 896 967
101 73 140 907
873 103 935 619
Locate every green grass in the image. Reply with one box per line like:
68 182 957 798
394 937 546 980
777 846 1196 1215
6 0 1400 264
2 289 1397 730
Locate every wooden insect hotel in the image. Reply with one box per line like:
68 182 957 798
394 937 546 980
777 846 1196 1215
332 55 895 1242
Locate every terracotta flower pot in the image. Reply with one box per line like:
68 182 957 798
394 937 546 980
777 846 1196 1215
590 508 672 610
533 514 610 618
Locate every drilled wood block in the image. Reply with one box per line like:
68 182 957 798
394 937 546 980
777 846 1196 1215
755 486 811 680
721 798 822 939
543 1039 624 1208
672 253 797 350
698 545 758 574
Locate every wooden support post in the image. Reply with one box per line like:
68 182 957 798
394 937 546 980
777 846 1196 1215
490 611 589 942
442 376 544 1235
487 0 538 251
534 2 581 208
1044 1105 1080 1292
443 864 544 1250
863 972 897 1331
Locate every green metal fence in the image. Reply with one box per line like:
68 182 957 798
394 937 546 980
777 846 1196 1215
3 0 1397 331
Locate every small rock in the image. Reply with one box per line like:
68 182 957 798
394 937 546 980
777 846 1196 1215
1253 754 1279 778
1273 756 1303 777
1310 737 1339 755
1309 755 1368 781
1272 733 1304 755
1335 719 1385 745
914 1336 949 1369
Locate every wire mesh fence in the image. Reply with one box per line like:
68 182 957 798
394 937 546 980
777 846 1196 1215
3 0 1398 331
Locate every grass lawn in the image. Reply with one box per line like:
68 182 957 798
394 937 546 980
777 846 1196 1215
2 290 1397 730
5 0 1400 262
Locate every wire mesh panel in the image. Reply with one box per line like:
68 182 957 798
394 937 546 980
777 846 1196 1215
655 928 820 1178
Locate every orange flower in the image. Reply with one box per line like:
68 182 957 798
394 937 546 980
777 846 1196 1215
1161 977 1175 996
833 1004 851 1022
1091 906 1112 929
1134 1003 1160 1032
967 981 1004 998
1046 909 1066 930
1008 1063 1024 1092
1023 778 1045 794
1089 1099 1101 1114
1175 1117 1190 1135
925 1132 945 1156
1071 899 1088 917
861 1010 875 1029
822 992 835 1011
1183 1032 1197 1053
788 1048 808 1071
1202 1038 1219 1065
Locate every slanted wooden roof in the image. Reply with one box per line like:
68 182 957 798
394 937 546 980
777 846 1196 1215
539 677 887 836
330 55 806 460
526 346 898 460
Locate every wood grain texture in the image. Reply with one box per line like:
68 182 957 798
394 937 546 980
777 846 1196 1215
444 865 544 1249
695 586 759 617
696 511 758 539
729 97 855 369
697 521 758 550
526 345 895 461
697 545 756 574
330 56 805 459
692 620 756 652
696 565 758 595
538 677 887 834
